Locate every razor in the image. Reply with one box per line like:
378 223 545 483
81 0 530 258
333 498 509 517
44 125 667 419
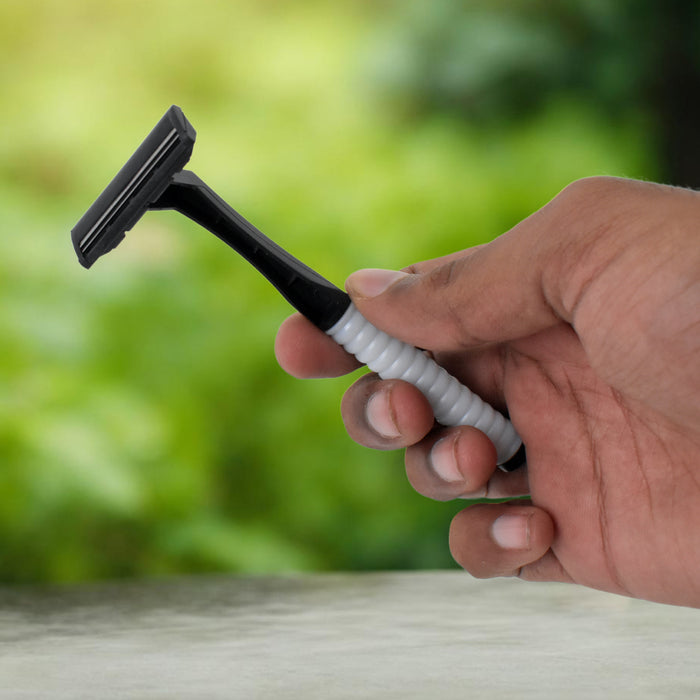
72 105 524 471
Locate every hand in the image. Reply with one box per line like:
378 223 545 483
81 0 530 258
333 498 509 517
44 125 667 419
275 177 700 607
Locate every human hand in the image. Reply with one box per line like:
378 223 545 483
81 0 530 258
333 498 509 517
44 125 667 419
275 177 700 607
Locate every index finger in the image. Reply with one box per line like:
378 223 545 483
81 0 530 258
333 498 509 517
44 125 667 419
275 312 361 379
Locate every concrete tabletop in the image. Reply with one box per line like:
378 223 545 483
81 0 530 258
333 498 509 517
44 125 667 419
0 571 697 698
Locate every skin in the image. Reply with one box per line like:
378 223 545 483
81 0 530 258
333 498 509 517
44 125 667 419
274 177 700 608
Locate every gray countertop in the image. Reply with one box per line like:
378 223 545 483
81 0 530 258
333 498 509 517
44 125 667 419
0 571 697 698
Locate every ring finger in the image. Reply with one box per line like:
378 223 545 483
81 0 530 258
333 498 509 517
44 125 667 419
405 427 530 502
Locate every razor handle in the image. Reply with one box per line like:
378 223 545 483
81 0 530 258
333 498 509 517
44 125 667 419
327 304 524 471
157 171 525 472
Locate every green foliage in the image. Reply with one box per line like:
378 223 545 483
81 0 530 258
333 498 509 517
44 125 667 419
365 0 659 121
0 0 653 582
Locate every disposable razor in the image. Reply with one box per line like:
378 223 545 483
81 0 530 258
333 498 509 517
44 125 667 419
71 106 525 471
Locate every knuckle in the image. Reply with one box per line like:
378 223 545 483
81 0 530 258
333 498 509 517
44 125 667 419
559 175 616 203
422 260 475 349
426 259 460 292
554 176 634 227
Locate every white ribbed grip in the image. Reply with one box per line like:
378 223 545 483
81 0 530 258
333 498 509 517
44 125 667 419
327 303 522 465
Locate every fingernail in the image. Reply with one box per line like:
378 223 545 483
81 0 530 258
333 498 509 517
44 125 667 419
491 513 531 550
346 268 409 298
429 437 463 483
366 391 401 439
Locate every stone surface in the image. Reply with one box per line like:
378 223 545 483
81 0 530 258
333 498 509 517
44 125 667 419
0 571 698 698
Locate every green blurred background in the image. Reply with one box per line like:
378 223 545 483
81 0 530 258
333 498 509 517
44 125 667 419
0 0 697 583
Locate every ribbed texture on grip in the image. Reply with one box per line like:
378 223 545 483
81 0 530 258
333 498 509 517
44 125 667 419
327 304 522 465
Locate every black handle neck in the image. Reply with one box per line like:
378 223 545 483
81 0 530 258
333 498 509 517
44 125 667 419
152 170 350 331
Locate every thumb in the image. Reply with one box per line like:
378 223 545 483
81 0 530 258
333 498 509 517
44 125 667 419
341 177 626 352
346 227 561 353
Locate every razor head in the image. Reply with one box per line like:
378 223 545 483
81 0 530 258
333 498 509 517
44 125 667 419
71 105 196 268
